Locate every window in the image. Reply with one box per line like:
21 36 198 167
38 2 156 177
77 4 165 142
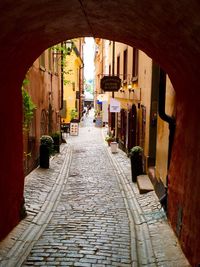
123 49 127 81
53 52 59 74
132 47 138 79
48 48 52 71
39 52 45 69
72 82 75 91
40 109 47 135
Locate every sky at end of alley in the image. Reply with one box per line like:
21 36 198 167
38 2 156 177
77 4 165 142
84 37 95 81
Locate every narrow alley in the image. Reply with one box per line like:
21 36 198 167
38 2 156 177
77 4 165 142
0 112 189 267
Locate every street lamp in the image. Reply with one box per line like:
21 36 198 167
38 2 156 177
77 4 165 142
52 40 73 57
64 40 73 55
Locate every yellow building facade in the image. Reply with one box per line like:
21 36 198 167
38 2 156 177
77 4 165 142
61 38 84 124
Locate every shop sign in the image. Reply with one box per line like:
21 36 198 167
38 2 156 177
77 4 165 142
100 76 121 92
110 98 121 113
70 122 79 136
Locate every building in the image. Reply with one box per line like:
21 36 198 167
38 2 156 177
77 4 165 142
60 38 84 126
23 46 62 175
94 38 176 210
94 39 110 125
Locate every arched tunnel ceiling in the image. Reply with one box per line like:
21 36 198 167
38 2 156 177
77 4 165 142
1 2 200 264
1 0 200 92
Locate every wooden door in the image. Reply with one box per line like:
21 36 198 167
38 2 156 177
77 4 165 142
128 104 137 151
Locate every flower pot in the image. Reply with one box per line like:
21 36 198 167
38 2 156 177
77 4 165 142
130 153 143 182
110 142 118 153
39 144 49 168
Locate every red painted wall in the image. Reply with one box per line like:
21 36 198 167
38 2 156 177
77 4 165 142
0 75 25 239
168 90 200 266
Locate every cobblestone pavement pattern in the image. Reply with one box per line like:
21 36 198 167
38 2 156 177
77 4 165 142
0 111 190 267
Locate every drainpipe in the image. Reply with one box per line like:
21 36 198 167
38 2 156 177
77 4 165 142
59 43 64 140
60 42 64 110
158 68 176 213
111 41 115 134
79 63 84 120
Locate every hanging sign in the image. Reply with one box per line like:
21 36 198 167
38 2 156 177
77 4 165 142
100 76 121 92
110 98 121 113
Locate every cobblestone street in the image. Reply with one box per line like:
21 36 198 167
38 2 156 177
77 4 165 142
0 113 190 267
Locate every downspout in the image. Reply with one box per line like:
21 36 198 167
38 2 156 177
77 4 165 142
158 68 176 213
111 41 115 134
73 41 84 121
59 43 64 140
60 43 64 110
79 63 84 120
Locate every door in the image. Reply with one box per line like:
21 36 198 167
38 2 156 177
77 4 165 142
128 104 137 151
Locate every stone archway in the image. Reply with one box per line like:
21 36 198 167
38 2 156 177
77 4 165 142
0 1 200 265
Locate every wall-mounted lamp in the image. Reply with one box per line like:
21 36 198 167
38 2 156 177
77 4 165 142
64 40 73 55
128 83 132 90
128 83 134 93
128 88 135 93
53 40 73 57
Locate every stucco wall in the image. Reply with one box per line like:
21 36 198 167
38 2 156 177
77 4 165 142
138 51 152 160
156 77 176 185
63 45 82 123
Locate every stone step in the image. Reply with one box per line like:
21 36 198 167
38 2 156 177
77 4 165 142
137 174 154 194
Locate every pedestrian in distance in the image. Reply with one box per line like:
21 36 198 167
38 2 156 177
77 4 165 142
86 104 91 116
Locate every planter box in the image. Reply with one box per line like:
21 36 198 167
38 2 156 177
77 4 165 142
39 144 49 168
130 153 143 182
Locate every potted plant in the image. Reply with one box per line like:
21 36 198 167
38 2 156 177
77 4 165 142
105 134 115 146
51 132 60 153
129 146 143 182
70 108 79 122
39 135 54 168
